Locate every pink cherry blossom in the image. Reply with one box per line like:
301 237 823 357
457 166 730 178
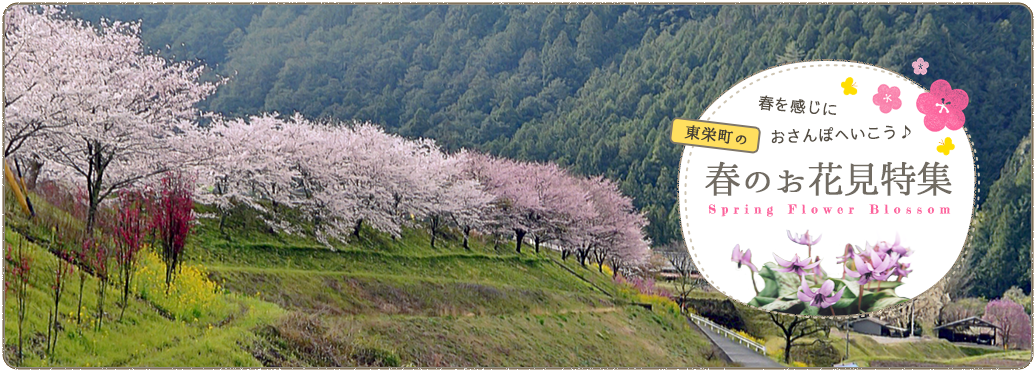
9 5 219 230
872 84 903 114
579 175 651 273
916 80 969 131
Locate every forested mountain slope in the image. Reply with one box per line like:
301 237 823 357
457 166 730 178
952 132 1032 298
69 5 1031 248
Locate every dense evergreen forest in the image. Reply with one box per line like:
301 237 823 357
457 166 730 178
68 4 1032 296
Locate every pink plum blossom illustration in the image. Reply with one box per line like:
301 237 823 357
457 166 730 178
798 279 845 309
912 58 929 75
872 84 902 113
916 79 969 131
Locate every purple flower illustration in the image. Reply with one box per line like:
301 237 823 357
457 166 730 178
845 250 897 285
912 58 929 75
917 80 969 132
892 244 914 258
872 84 902 114
774 253 821 276
836 244 856 265
798 279 845 308
874 234 913 258
787 230 822 246
806 256 826 277
731 244 758 272
892 262 912 278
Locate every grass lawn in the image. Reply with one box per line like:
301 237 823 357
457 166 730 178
3 194 728 367
759 330 1031 368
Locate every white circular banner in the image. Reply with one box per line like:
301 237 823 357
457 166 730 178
677 61 975 316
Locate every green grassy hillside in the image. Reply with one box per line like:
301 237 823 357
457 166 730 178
3 195 725 367
834 335 1029 368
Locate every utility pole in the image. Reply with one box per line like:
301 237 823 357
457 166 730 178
843 321 850 360
909 300 916 337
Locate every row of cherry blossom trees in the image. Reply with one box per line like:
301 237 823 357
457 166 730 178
464 151 651 272
4 5 651 274
201 114 651 273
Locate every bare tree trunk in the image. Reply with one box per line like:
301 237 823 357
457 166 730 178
783 336 792 364
76 271 85 324
23 157 43 190
577 247 590 267
96 278 106 331
86 198 99 233
429 216 439 248
119 266 132 321
514 229 526 253
352 219 363 239
85 140 109 234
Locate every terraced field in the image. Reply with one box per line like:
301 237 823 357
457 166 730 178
3 197 726 367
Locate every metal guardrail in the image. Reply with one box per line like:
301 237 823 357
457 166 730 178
687 312 767 355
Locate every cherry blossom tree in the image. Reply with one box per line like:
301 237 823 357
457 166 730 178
460 151 648 263
10 5 219 231
3 5 90 186
304 122 445 240
201 113 325 233
524 162 595 254
202 114 357 240
202 114 466 243
444 150 496 249
487 160 596 254
459 151 517 247
579 175 650 273
423 151 493 249
984 299 1032 350
460 153 534 252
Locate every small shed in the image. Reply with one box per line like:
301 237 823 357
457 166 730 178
934 316 1000 345
848 317 913 337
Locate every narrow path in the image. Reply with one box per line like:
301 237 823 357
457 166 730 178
686 319 782 368
547 256 613 297
206 264 613 299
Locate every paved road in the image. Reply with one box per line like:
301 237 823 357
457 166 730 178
688 320 783 368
